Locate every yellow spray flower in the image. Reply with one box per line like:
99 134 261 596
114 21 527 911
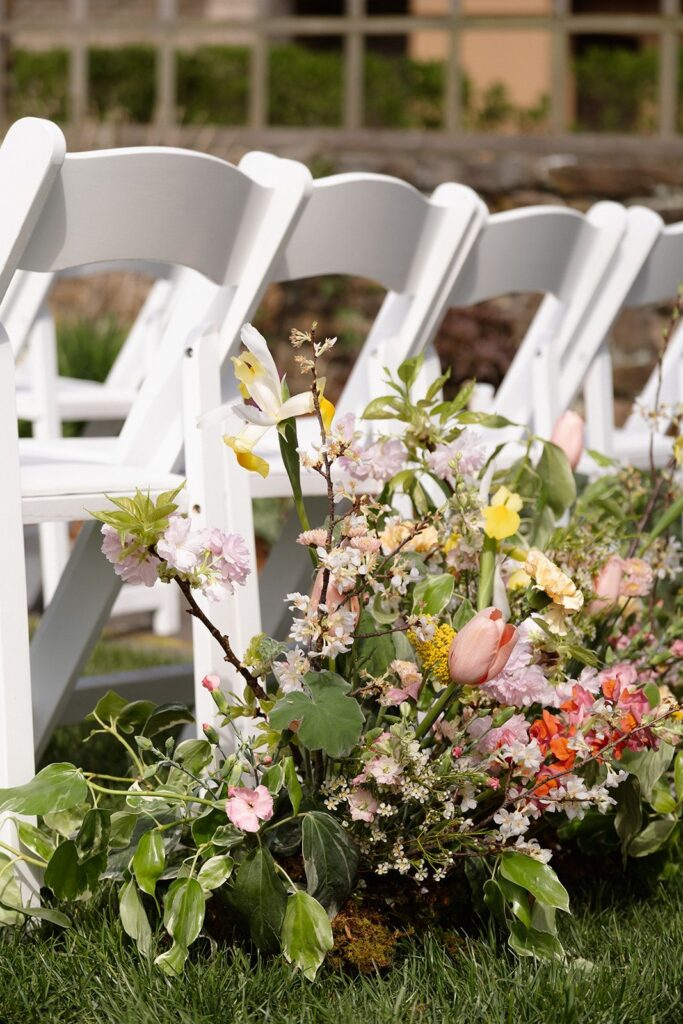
408 623 457 686
483 486 523 541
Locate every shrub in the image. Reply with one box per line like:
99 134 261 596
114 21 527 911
89 47 156 123
177 46 249 125
573 45 658 133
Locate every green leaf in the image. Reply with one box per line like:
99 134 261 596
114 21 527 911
209 825 245 850
530 900 557 937
175 739 214 774
508 921 564 961
620 742 674 802
75 809 109 863
109 812 140 851
43 804 90 838
628 819 677 858
354 612 395 679
498 875 532 929
269 672 364 759
117 700 157 735
411 573 454 616
302 812 359 917
482 879 505 924
536 440 576 515
0 764 88 816
155 877 205 976
15 820 55 862
651 781 678 815
0 856 23 926
279 415 306 510
281 891 333 981
397 354 424 390
500 853 570 913
284 757 303 816
614 776 642 855
197 855 233 892
230 847 287 953
86 690 129 726
452 598 475 630
456 411 517 428
133 831 166 899
142 703 194 738
262 762 285 795
674 751 683 803
361 397 404 421
44 841 102 901
119 879 152 956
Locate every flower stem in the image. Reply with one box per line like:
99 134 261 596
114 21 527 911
477 535 497 610
415 682 461 742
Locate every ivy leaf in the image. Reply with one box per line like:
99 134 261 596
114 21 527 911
508 921 564 961
142 703 194 738
269 672 364 759
620 743 674 802
284 756 303 816
302 811 359 917
281 891 333 981
0 764 88 816
0 856 23 926
119 879 152 956
230 847 287 953
175 739 214 775
155 878 205 977
44 841 105 901
132 831 166 899
197 855 233 892
628 819 677 858
15 820 55 863
75 809 110 863
500 853 570 913
614 776 642 857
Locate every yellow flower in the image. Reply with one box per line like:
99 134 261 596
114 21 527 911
524 548 584 612
483 486 522 541
319 394 335 433
224 432 269 479
674 434 683 467
408 623 457 686
379 521 438 556
443 531 460 555
507 568 531 591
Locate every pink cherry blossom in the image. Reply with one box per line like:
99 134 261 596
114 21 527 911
157 515 205 573
101 525 158 587
348 787 378 823
226 785 274 832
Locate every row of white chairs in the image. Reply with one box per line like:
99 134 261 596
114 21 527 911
0 117 680 799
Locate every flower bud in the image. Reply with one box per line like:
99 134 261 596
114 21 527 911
310 569 360 625
588 555 623 616
448 607 517 686
202 722 220 744
551 410 584 470
201 673 221 692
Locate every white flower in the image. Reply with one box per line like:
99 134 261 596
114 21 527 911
493 807 531 839
273 649 311 693
157 515 204 573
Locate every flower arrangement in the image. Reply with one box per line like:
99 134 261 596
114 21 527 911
0 324 681 980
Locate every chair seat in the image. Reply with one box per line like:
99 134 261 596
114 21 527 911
19 439 184 524
15 374 136 421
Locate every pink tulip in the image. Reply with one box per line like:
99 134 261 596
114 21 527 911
310 569 361 625
226 785 274 833
587 555 623 616
551 410 585 470
201 673 221 692
448 607 518 686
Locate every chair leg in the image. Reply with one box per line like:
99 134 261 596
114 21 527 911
0 332 40 895
30 520 122 758
151 583 182 637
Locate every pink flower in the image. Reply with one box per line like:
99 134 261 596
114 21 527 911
671 639 683 657
588 556 624 616
475 713 530 754
336 415 407 485
483 625 556 707
448 607 518 686
101 525 158 587
348 788 378 823
157 515 204 573
425 431 485 484
364 755 403 785
226 785 274 832
384 659 423 705
551 410 584 470
620 558 654 598
202 674 220 692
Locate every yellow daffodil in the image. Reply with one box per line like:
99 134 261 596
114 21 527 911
483 486 522 541
225 324 335 477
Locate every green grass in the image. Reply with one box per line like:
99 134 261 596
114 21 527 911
0 878 682 1024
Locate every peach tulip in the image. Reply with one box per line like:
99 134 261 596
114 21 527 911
311 569 361 624
587 555 623 616
551 410 585 470
448 607 518 686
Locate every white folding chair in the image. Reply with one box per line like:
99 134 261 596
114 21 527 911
0 119 313 780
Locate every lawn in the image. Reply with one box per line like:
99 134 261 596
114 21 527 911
3 631 682 1024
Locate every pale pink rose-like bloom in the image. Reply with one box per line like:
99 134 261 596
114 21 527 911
551 410 585 470
483 633 556 708
297 528 328 547
226 785 274 833
620 557 654 598
349 535 382 555
364 755 403 785
348 787 379 823
201 673 220 692
448 607 518 686
202 529 251 588
671 639 683 657
476 714 530 755
101 525 158 587
426 431 485 485
157 515 205 573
